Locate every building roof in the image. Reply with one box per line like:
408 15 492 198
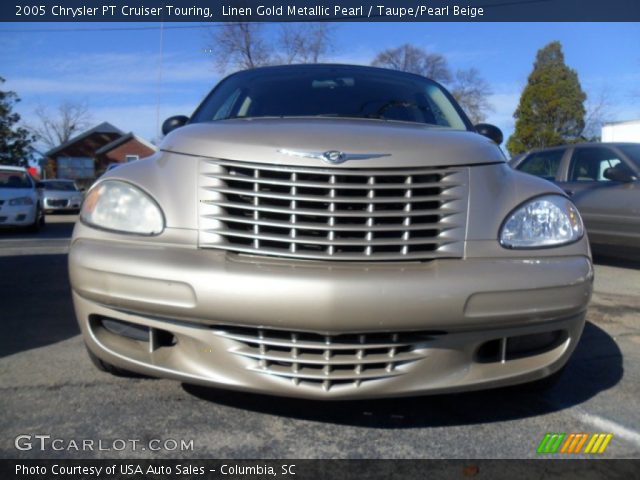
603 119 640 127
94 132 157 156
44 122 125 158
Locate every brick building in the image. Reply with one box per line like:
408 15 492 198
44 122 157 188
95 133 158 172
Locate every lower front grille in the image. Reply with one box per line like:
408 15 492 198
47 199 69 207
213 327 438 391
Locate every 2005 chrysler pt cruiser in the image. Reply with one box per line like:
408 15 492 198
70 64 593 399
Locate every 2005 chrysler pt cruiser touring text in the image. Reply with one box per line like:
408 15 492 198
70 64 593 399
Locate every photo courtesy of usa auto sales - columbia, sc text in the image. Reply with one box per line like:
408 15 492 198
21 5 485 19
15 463 295 476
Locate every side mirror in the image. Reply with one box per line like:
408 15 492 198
604 166 636 183
475 123 503 145
162 115 189 136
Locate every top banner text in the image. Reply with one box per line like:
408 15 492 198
2 0 640 22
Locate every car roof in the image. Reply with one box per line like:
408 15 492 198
226 63 446 85
0 165 28 172
526 142 638 154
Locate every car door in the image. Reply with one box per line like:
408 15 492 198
558 146 640 248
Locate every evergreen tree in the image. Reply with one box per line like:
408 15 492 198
0 77 34 166
507 41 586 155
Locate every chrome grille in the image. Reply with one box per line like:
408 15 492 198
47 199 69 207
213 327 435 391
199 158 469 261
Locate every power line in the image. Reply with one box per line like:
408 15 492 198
0 23 227 33
155 21 164 139
0 21 353 34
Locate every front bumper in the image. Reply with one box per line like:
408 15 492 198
0 205 36 227
70 238 593 399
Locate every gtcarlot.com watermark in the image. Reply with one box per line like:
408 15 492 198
15 434 194 452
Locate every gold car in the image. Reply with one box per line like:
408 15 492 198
70 65 592 399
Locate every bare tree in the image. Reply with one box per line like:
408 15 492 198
208 23 337 73
371 44 494 124
277 24 335 64
371 44 452 84
30 100 92 149
210 23 274 72
450 68 493 124
581 87 614 141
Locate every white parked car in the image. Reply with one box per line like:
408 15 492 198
0 165 45 232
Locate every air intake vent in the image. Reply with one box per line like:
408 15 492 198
213 327 438 391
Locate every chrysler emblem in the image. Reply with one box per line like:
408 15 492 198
278 149 390 164
322 150 345 164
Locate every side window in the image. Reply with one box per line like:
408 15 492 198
518 150 564 181
212 88 242 120
569 148 623 182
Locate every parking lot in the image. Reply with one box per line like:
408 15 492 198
1 214 639 459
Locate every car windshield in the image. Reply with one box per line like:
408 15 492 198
191 66 470 129
0 170 32 189
44 181 78 191
618 144 640 168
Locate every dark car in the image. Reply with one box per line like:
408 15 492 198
511 143 640 254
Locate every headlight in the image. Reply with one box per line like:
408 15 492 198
80 180 164 235
9 196 34 206
500 195 584 249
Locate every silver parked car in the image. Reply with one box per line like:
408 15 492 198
41 179 84 213
510 143 640 254
70 65 592 399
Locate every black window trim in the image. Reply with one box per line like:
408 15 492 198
188 64 475 131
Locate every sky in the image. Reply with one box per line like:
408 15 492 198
1 22 639 157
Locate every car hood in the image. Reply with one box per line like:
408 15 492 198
160 118 505 168
43 190 81 199
0 188 37 200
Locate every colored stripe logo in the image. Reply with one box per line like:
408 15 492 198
537 433 613 454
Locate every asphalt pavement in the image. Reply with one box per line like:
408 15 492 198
1 214 639 459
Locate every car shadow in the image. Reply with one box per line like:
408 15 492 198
592 251 640 270
0 254 80 358
0 216 76 240
182 321 622 427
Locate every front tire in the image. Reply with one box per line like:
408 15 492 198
27 206 44 233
